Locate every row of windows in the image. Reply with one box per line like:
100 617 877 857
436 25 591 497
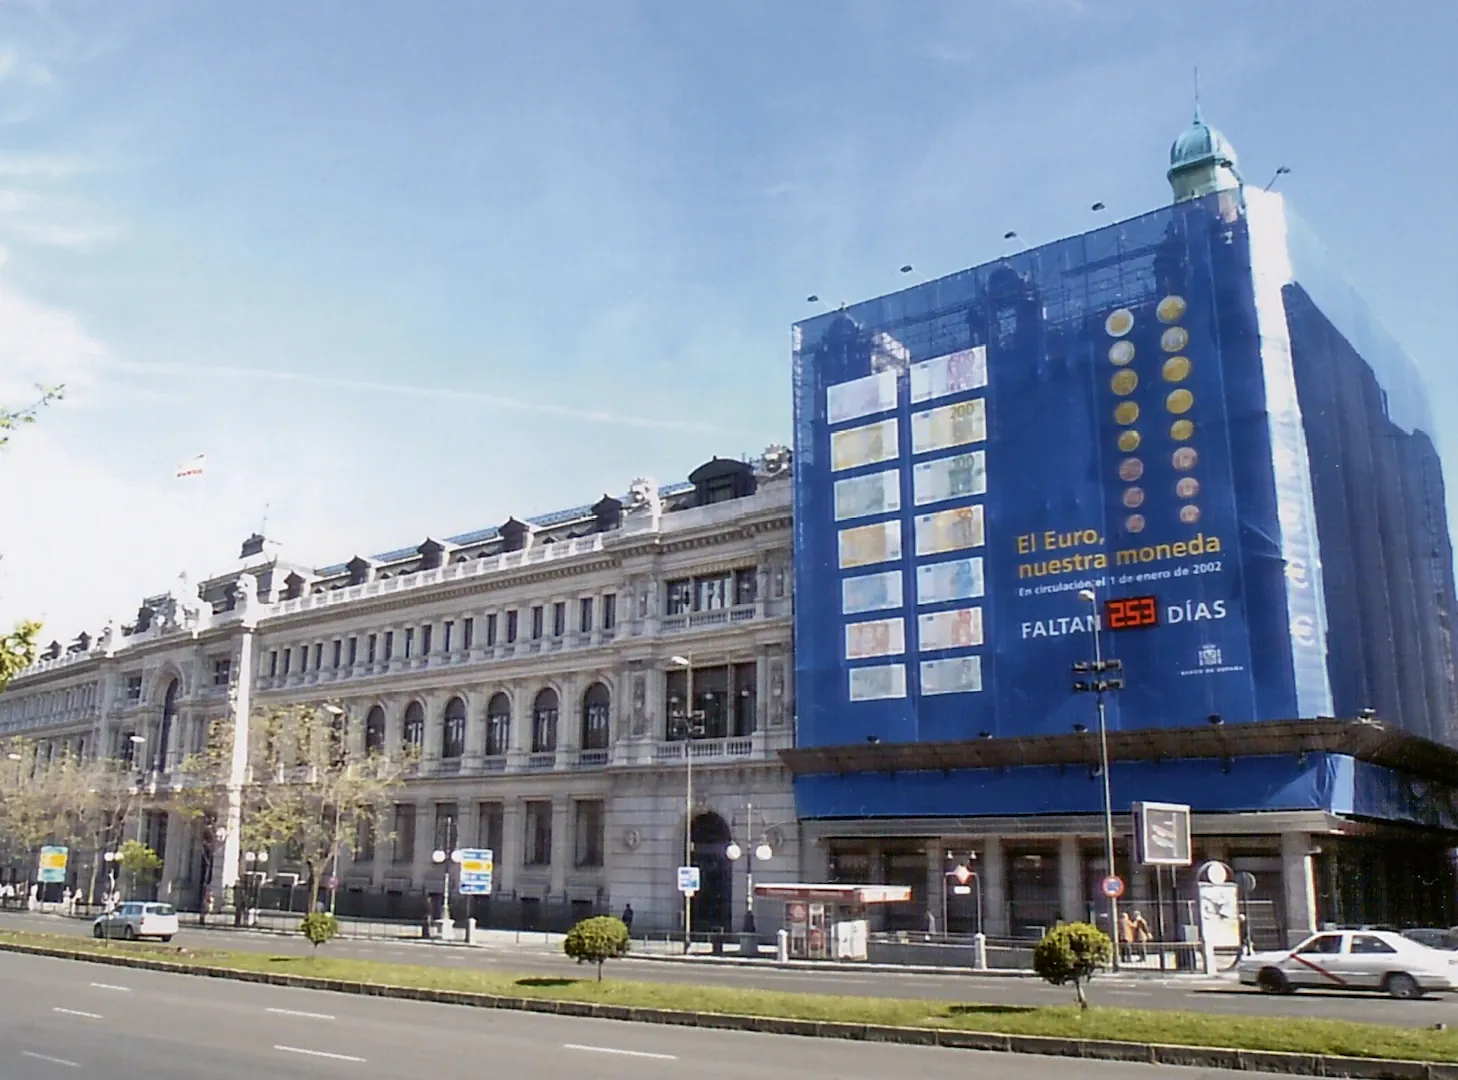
0 681 100 725
665 568 758 615
266 595 620 680
363 799 604 870
360 683 613 758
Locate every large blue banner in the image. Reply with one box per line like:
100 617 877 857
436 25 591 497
792 194 1312 746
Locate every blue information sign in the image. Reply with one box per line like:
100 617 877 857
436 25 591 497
458 849 493 896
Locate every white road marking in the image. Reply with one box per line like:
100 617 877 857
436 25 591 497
564 1044 678 1060
87 983 130 992
21 1051 80 1068
267 1008 336 1020
52 1008 102 1019
274 1045 366 1063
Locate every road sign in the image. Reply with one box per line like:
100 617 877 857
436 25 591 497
1132 801 1193 866
37 846 67 884
677 865 700 895
1100 875 1125 899
458 848 494 896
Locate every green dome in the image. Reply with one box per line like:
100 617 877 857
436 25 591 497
1167 106 1241 200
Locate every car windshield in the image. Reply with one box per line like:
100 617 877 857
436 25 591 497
145 904 175 916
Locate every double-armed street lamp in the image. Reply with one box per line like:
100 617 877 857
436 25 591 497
431 848 463 936
1074 587 1123 970
669 654 705 953
724 803 777 934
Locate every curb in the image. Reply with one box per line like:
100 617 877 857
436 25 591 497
0 939 1449 1079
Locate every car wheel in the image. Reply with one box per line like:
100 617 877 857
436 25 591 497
123 925 136 941
160 935 172 943
92 924 103 939
1257 967 1292 994
1385 972 1423 1000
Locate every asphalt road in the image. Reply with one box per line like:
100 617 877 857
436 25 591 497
4 911 1458 1027
0 949 1251 1079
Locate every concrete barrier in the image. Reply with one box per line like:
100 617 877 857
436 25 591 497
0 937 1451 1078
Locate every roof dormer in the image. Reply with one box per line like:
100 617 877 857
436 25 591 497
417 538 446 571
592 494 623 533
500 517 532 553
689 457 756 506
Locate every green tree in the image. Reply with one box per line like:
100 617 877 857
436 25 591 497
563 915 631 982
1032 922 1113 1010
117 838 162 899
300 911 340 950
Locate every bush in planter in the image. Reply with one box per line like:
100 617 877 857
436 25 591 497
1032 922 1112 1010
563 915 630 981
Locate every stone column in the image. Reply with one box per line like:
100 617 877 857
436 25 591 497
982 836 1008 937
1280 831 1318 945
160 813 188 904
925 840 944 933
412 800 433 889
1058 835 1082 924
500 798 521 896
549 800 571 898
219 628 256 899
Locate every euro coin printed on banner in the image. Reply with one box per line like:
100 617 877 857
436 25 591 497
1180 504 1201 525
1111 369 1138 396
1119 458 1144 482
1109 339 1135 366
1105 308 1135 337
1173 447 1199 472
1156 295 1188 324
1167 389 1194 415
1115 401 1140 425
1117 429 1141 453
1123 487 1145 508
1162 356 1191 383
1126 514 1146 533
1176 477 1200 499
1170 418 1195 441
1161 326 1189 353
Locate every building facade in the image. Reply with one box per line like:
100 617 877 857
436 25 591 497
0 451 797 933
787 112 1458 945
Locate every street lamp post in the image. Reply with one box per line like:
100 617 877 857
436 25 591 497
724 802 775 935
242 850 268 925
669 654 703 955
1074 587 1123 971
432 848 462 939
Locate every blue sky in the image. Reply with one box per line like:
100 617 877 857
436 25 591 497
0 0 1455 638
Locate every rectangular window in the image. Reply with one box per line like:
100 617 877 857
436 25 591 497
442 706 465 759
666 579 692 615
392 804 415 864
602 594 616 630
531 606 543 640
348 637 358 666
484 614 496 647
433 802 458 854
367 634 377 664
574 800 605 868
579 597 594 633
312 642 323 670
734 567 758 606
506 611 518 643
442 621 453 652
383 631 394 661
332 640 342 668
421 624 433 655
404 628 414 658
212 659 231 686
462 617 474 650
355 818 375 863
524 801 553 866
552 602 565 637
478 802 504 856
282 649 292 676
695 574 730 611
268 652 278 677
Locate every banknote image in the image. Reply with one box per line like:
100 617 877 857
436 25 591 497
826 369 898 425
911 399 986 455
920 655 983 695
918 606 984 651
913 450 987 506
916 557 984 605
848 663 907 701
844 617 906 660
831 418 899 472
914 505 985 556
834 469 901 521
838 519 902 569
842 570 903 615
909 345 988 404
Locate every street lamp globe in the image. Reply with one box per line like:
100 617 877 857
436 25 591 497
1078 588 1096 603
754 843 773 862
431 849 447 865
449 849 463 864
724 842 742 862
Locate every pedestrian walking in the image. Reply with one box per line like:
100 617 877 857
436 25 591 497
621 903 634 932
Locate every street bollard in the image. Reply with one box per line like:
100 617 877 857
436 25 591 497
465 917 476 944
972 931 988 971
776 928 789 963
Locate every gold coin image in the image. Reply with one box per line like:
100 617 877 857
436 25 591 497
1111 369 1138 396
1170 418 1195 441
1123 486 1145 509
1126 514 1146 534
1161 327 1189 353
1167 388 1194 414
1179 504 1201 525
1114 401 1140 425
1119 458 1144 482
1109 340 1135 366
1162 356 1191 383
1176 477 1200 499
1117 429 1142 453
1105 308 1134 337
1157 295 1188 324
1173 447 1199 471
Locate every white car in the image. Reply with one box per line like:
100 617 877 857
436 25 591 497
92 902 179 942
1238 929 1458 999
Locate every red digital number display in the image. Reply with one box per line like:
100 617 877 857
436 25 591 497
1104 595 1160 631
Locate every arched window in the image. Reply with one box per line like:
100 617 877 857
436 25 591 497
403 701 425 752
442 696 467 759
581 683 610 750
485 693 510 757
158 678 180 772
364 705 386 755
531 688 559 754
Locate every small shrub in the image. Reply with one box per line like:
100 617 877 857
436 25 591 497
300 911 340 950
563 915 630 981
1032 922 1112 1010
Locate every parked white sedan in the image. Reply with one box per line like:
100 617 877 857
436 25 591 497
1239 929 1458 999
92 902 179 942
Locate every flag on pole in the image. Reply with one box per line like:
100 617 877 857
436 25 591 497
175 453 206 479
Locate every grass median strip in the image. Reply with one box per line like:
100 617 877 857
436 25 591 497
3 930 1457 1064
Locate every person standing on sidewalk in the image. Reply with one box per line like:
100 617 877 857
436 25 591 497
621 903 634 933
1130 910 1151 962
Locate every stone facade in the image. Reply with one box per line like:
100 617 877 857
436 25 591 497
0 452 797 932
